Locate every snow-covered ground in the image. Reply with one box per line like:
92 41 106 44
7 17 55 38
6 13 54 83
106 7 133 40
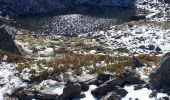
80 23 170 55
123 85 168 100
0 62 27 100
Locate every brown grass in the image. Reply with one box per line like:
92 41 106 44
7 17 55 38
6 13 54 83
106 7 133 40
0 50 23 62
137 54 161 65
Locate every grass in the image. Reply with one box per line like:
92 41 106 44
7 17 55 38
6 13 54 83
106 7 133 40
137 54 161 66
0 50 23 63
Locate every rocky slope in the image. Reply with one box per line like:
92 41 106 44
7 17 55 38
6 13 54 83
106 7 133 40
0 0 170 100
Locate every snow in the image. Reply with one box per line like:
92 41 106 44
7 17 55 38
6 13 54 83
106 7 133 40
0 63 27 100
81 85 98 100
39 48 54 55
37 79 65 95
122 85 168 100
82 24 170 54
74 85 98 100
53 86 64 95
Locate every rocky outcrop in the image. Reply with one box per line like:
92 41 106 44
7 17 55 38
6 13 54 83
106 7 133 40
56 83 81 100
0 0 137 17
150 52 170 90
91 68 144 98
0 25 21 54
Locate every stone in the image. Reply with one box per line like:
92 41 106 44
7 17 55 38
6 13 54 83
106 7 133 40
164 0 170 3
132 56 144 68
149 90 157 98
4 95 19 100
67 74 96 91
150 52 170 89
92 68 143 98
15 90 37 100
148 44 155 50
103 92 121 100
156 46 162 53
37 88 59 100
122 68 144 84
133 84 144 90
130 14 146 21
91 78 123 97
0 25 21 54
97 72 112 82
56 83 81 100
115 87 128 97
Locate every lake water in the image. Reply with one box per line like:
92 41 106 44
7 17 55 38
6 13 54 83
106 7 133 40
13 6 136 36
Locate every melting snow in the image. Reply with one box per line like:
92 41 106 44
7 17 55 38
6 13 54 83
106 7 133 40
122 85 168 100
0 63 27 100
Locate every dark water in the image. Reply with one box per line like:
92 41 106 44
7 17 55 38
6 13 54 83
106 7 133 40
13 6 136 35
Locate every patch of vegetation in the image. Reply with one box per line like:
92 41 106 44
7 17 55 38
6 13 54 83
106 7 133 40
0 50 23 63
137 54 161 65
92 57 133 76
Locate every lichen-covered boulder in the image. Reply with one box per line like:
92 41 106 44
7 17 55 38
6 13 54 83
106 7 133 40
150 52 170 89
0 25 21 54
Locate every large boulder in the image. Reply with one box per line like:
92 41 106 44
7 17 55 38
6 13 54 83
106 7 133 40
150 52 170 89
165 0 170 3
92 68 143 98
56 83 81 100
0 25 21 54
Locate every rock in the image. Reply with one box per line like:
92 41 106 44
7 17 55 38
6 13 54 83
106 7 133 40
4 95 19 100
91 68 143 98
97 72 113 82
148 44 155 50
149 90 157 98
158 97 170 100
156 46 162 53
91 78 123 97
164 0 170 4
68 74 96 91
130 14 146 21
115 87 128 97
122 68 144 84
15 90 37 100
37 88 59 100
74 92 86 99
134 84 144 90
103 92 121 100
56 83 81 100
76 74 97 83
132 56 144 68
0 25 21 54
150 52 170 89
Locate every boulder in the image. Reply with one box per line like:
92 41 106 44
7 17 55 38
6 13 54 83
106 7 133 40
150 52 170 89
97 72 113 82
67 74 96 91
91 68 143 98
91 78 123 97
0 25 21 54
164 0 170 3
15 90 37 100
132 56 144 68
121 68 144 84
56 83 81 100
115 86 128 97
